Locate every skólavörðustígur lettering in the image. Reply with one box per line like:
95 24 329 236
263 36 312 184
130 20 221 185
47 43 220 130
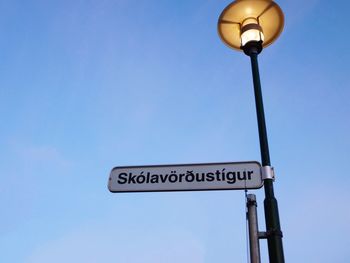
117 169 254 185
108 162 263 192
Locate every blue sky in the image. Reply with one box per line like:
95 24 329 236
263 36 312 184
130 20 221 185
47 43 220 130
1 0 350 262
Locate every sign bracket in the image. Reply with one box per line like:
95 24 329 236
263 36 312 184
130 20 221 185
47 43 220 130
261 166 275 181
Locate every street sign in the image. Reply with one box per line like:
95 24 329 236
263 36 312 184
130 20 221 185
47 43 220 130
108 161 263 193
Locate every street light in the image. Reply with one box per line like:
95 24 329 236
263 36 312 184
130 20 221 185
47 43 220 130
218 0 285 262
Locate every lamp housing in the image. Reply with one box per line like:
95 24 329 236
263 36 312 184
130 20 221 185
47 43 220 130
218 0 284 53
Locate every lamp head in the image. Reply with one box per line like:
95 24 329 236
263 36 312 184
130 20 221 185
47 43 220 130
217 0 284 55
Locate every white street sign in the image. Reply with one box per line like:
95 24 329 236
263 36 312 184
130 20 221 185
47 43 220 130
108 161 263 193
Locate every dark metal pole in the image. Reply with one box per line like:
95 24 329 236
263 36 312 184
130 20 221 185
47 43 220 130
247 46 285 263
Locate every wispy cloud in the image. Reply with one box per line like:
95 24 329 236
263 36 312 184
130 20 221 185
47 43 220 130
10 140 70 169
26 221 205 263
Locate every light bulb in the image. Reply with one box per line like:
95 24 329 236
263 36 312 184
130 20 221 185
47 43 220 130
240 18 264 46
241 29 264 46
